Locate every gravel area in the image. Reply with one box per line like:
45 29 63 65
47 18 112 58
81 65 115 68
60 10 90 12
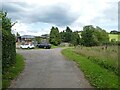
10 48 92 88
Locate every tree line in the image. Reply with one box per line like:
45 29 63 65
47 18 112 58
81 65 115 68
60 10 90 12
49 26 80 46
49 25 111 47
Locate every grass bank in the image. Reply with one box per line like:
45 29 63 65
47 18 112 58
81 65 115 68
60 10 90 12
74 46 118 75
62 48 119 88
2 54 25 89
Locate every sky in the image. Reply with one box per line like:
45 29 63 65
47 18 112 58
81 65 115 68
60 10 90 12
2 0 119 36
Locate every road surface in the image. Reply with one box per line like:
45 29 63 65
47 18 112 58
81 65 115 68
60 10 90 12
10 48 92 88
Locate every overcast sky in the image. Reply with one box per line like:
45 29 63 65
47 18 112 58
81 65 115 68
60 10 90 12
2 0 119 36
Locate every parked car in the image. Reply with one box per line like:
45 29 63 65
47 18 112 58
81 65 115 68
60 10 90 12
37 43 51 49
20 44 35 49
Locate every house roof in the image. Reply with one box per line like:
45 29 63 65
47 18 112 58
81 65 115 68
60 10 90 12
21 35 35 39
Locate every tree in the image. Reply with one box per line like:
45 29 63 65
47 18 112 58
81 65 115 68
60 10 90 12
60 27 81 46
1 11 16 73
71 31 80 46
81 25 97 46
16 32 20 36
65 26 72 42
60 26 73 43
49 26 61 46
95 26 109 44
35 37 41 44
60 30 66 42
81 25 109 46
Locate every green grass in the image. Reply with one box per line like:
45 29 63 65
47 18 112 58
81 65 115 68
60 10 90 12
51 44 65 49
62 48 119 88
74 46 118 75
51 44 58 48
2 54 25 89
109 34 119 41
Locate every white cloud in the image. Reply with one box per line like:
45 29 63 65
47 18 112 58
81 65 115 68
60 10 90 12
3 0 119 35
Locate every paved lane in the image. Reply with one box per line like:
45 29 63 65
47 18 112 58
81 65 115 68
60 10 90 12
10 48 92 88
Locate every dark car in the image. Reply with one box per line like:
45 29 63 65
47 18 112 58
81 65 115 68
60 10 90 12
37 43 51 49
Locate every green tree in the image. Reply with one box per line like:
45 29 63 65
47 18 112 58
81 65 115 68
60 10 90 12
71 31 80 46
60 30 66 42
60 27 81 46
81 25 109 46
60 26 73 43
16 32 20 36
95 26 109 45
49 26 61 46
65 26 72 42
81 25 97 46
1 11 16 73
35 37 41 44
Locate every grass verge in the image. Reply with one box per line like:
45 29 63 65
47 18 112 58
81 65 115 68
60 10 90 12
61 48 119 88
2 54 25 89
51 44 65 49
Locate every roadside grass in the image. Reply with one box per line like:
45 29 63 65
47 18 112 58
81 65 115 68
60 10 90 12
62 48 119 88
2 54 25 89
51 44 65 49
74 46 118 75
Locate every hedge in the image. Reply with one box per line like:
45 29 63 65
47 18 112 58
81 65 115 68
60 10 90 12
2 30 16 73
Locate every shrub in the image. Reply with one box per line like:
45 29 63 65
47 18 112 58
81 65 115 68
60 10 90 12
2 30 16 73
1 11 16 73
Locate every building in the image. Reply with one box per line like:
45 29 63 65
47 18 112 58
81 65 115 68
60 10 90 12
17 35 35 44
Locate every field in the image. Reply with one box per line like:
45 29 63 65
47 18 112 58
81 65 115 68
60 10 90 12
109 34 119 41
62 46 119 88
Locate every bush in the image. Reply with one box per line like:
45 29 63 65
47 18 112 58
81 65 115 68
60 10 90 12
2 30 16 73
1 11 16 73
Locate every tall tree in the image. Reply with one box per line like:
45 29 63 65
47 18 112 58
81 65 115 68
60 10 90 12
81 25 109 46
81 25 97 46
49 26 61 46
16 32 20 36
60 27 81 46
64 26 72 42
1 11 16 73
71 31 80 46
60 30 66 42
95 26 109 44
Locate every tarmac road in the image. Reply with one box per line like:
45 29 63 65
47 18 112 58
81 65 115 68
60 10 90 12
10 48 92 88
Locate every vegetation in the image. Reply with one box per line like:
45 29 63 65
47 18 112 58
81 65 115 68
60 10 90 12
1 11 25 89
2 54 25 89
60 27 72 43
49 26 61 46
49 25 110 47
109 34 119 42
16 32 20 37
1 11 16 73
74 46 118 75
35 36 41 44
60 27 80 46
81 25 109 46
62 48 119 88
